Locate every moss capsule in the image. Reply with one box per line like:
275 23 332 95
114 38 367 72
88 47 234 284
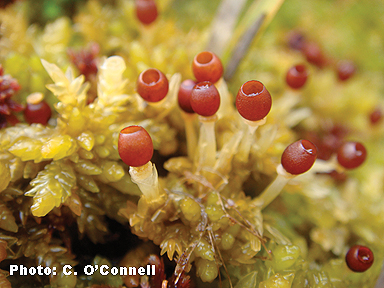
337 60 356 81
302 42 326 68
281 139 317 175
137 68 168 102
135 0 158 25
192 51 223 84
337 141 367 169
236 80 272 121
286 64 308 89
346 245 374 272
369 107 382 125
190 81 220 117
118 126 153 167
23 93 52 125
178 79 196 114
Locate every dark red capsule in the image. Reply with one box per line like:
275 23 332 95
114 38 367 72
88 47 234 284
137 68 168 102
346 245 374 272
369 108 382 125
281 139 317 175
190 81 220 117
24 101 52 125
302 42 326 68
337 60 356 82
236 80 272 122
286 64 308 89
23 93 51 125
135 0 158 25
178 79 196 114
118 126 153 167
192 51 223 84
337 141 367 169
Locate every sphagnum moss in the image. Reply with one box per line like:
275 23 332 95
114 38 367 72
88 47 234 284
0 0 384 287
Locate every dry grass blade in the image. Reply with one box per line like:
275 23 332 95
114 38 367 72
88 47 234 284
205 0 248 57
223 0 286 80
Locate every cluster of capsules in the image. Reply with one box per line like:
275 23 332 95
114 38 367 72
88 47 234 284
117 48 374 284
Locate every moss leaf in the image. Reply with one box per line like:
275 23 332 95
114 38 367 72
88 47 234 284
25 162 76 217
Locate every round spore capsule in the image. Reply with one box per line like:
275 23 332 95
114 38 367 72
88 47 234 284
190 81 220 117
192 51 223 84
369 107 382 125
346 245 374 272
286 30 306 51
236 80 272 121
337 60 356 81
136 68 168 102
281 139 317 175
118 126 153 167
337 141 367 169
286 64 308 89
23 93 52 125
302 42 326 68
135 0 158 25
178 79 196 114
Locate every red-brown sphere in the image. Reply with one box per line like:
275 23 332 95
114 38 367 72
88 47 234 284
281 139 317 175
118 126 154 167
302 42 326 68
369 108 382 125
137 68 168 102
23 101 52 125
190 81 220 117
178 79 196 114
337 141 367 169
236 80 272 121
346 245 374 273
286 64 308 90
192 51 223 84
337 60 356 82
135 0 158 25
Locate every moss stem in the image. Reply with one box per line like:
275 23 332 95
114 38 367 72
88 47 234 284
254 164 295 209
196 115 218 169
237 118 266 162
129 161 161 202
181 112 197 160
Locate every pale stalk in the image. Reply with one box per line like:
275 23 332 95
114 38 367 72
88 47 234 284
236 118 266 162
214 130 243 175
129 161 161 202
254 164 296 209
215 78 235 118
196 115 218 169
309 156 343 174
181 112 197 160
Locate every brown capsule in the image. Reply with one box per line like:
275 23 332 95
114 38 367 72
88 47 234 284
236 80 272 121
190 81 220 117
24 101 52 125
178 79 196 114
369 108 382 125
137 68 169 102
337 60 356 81
286 64 308 89
135 0 158 25
302 42 326 68
281 139 317 175
192 51 223 84
286 30 306 51
346 245 374 273
337 141 367 169
118 126 153 167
